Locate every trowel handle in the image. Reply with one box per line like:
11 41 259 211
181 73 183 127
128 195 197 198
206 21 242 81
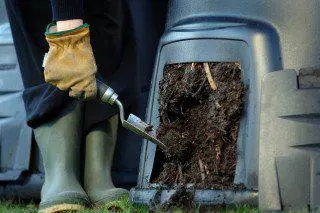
96 80 119 105
96 80 125 124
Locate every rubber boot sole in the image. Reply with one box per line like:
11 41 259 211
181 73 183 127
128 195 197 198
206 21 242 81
39 203 86 213
38 193 91 213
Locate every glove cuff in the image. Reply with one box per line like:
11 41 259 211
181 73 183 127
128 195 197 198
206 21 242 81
45 22 89 37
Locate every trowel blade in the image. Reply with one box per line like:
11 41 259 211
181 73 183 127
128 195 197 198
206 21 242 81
122 114 166 150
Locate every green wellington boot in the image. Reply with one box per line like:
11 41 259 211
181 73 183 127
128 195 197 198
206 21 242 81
84 114 128 206
34 103 91 213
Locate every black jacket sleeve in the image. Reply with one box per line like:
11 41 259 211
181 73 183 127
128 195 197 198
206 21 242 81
50 0 84 21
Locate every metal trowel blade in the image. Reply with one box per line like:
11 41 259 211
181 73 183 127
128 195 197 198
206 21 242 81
122 114 166 150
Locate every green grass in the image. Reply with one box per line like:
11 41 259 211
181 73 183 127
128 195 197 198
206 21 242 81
0 197 259 213
80 196 149 213
223 205 259 213
0 201 37 213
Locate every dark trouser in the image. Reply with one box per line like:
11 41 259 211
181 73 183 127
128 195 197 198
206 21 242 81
5 0 167 185
5 0 139 130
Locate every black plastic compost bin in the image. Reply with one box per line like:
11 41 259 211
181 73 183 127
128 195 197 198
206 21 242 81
130 0 320 211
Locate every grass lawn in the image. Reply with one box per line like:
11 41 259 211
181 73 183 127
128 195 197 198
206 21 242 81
0 196 259 213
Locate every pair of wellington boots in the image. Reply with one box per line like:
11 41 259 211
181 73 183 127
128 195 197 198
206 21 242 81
33 103 128 213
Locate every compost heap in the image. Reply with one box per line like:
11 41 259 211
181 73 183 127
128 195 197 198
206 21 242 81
155 62 245 189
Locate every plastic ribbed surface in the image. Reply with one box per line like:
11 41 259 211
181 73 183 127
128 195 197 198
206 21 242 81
0 2 32 181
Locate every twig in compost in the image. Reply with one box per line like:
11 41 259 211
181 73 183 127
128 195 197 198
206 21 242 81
180 102 184 115
191 62 195 71
198 159 206 181
215 101 221 109
214 145 222 172
175 172 179 183
175 165 183 183
204 164 210 175
235 62 241 69
178 165 183 183
191 77 206 98
203 62 217 91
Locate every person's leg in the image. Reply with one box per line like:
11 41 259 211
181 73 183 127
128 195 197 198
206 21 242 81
5 1 90 211
34 103 91 212
84 115 128 206
83 0 131 205
4 0 74 129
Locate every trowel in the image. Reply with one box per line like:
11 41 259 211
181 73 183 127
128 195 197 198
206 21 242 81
96 80 166 150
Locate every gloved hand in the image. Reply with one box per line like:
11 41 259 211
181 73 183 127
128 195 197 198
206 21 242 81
43 23 97 99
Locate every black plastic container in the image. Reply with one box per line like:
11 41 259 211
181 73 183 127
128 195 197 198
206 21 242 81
130 0 320 211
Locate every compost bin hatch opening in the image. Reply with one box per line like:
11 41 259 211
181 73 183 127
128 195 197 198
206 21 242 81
151 62 246 190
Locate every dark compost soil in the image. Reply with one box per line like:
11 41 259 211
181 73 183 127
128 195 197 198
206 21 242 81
153 62 245 189
158 186 195 212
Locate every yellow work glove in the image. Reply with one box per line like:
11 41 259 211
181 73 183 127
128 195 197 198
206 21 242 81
43 23 97 99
